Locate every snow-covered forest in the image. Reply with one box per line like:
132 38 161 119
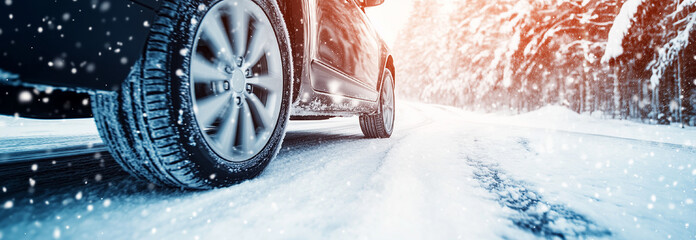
394 0 696 125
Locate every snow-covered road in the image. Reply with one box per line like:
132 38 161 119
0 102 694 239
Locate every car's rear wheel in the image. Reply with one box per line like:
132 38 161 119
91 0 292 189
360 69 395 138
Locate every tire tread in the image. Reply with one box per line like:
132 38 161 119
92 0 292 189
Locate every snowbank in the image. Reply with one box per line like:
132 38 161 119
454 104 695 147
516 105 588 122
0 115 101 155
0 115 98 138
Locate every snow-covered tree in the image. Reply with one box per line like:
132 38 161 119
603 0 696 123
393 0 695 124
393 0 449 103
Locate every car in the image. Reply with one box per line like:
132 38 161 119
0 0 396 189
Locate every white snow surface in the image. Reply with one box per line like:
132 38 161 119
468 105 696 147
0 102 694 239
0 116 101 155
602 0 646 63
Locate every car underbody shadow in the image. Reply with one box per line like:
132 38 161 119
0 129 369 219
0 151 192 220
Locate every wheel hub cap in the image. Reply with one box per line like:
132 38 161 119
230 68 246 93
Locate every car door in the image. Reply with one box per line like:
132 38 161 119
312 0 382 101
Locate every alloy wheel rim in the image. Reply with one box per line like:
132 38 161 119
190 0 283 162
381 76 394 134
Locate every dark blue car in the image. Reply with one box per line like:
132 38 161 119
0 0 395 188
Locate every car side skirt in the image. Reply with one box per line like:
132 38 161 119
290 89 378 117
291 60 378 117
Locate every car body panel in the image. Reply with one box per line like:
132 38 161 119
311 0 381 101
309 60 377 101
0 0 156 91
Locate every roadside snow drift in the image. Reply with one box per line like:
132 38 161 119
0 102 694 239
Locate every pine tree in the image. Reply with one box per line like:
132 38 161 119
392 0 695 125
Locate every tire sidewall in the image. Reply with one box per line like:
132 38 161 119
166 0 293 186
380 69 394 136
379 68 396 136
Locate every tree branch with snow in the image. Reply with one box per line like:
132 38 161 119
649 11 696 86
601 0 647 64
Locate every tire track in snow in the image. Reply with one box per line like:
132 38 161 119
269 111 433 185
464 156 612 239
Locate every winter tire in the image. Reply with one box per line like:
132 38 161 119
359 69 395 138
91 0 293 189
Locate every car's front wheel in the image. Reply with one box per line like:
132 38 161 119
91 0 292 189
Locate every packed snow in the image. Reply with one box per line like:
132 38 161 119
461 105 696 147
0 102 694 239
0 115 102 162
0 115 98 139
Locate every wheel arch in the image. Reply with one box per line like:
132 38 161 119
378 54 395 94
385 55 395 86
278 0 310 103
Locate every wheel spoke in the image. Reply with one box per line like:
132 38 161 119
216 104 240 149
246 74 279 91
190 0 284 161
201 13 233 62
242 22 268 70
381 79 394 131
238 101 256 152
195 92 233 126
245 92 272 129
230 5 250 58
192 55 227 82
